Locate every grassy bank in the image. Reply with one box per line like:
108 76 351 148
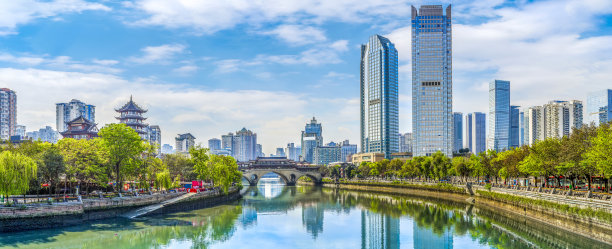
326 179 467 195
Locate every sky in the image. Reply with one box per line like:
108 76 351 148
2 0 612 155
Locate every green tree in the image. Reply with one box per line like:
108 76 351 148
451 156 470 181
98 123 145 192
40 145 66 195
163 153 195 180
155 170 172 191
585 123 612 184
431 151 451 180
58 138 110 194
519 138 561 187
191 146 242 193
559 124 600 189
0 151 37 203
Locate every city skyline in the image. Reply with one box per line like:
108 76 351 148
2 1 612 154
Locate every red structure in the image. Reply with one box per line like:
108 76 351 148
59 116 99 139
115 96 148 139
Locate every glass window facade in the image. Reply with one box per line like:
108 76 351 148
510 105 520 148
452 112 462 152
586 89 612 125
488 80 510 151
360 35 399 159
411 5 452 156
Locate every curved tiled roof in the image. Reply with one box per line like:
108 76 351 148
115 95 147 113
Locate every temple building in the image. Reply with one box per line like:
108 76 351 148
115 96 149 140
60 116 99 140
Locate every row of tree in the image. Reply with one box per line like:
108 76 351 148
0 123 243 200
329 123 612 190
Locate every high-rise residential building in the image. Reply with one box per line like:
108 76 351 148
587 89 612 124
15 125 26 137
161 144 174 154
399 132 413 153
286 143 301 162
524 106 544 146
26 126 59 143
543 100 583 139
115 96 149 140
464 112 486 154
314 142 342 165
256 144 264 158
228 128 258 162
148 125 161 156
175 133 195 153
412 5 453 157
488 80 510 152
510 106 520 148
222 133 233 150
56 99 95 133
519 111 525 146
208 138 221 151
360 34 399 159
301 117 323 163
0 88 17 140
275 148 286 157
452 112 463 152
340 140 358 162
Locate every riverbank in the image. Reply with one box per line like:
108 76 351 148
0 189 241 232
306 180 612 244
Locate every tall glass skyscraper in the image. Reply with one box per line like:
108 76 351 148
488 80 510 151
360 35 399 159
587 89 612 125
452 112 462 152
412 5 452 156
301 117 323 163
510 105 520 148
465 112 486 154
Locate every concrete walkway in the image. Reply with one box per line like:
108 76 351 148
122 192 195 219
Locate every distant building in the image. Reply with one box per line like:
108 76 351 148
15 125 26 137
208 138 221 151
361 35 399 159
352 152 385 165
465 112 486 154
340 140 358 163
0 88 17 140
519 111 525 146
524 106 544 146
452 112 463 152
175 133 195 153
399 133 412 153
223 128 258 162
286 143 301 161
27 126 59 143
60 116 99 140
161 144 174 154
115 96 148 140
275 148 286 157
314 144 341 166
543 100 583 139
488 80 511 151
587 89 612 124
256 144 264 158
148 125 161 156
56 99 95 133
222 133 233 150
510 106 520 148
301 117 323 163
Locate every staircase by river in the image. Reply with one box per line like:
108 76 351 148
123 193 195 219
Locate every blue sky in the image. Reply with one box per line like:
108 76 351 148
2 0 612 154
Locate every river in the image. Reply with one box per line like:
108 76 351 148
0 179 609 249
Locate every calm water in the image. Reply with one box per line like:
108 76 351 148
0 179 609 249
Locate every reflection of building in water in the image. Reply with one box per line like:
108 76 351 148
239 207 258 228
413 222 453 249
302 203 324 238
360 210 400 249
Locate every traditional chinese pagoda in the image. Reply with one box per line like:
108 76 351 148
60 116 99 140
115 96 148 139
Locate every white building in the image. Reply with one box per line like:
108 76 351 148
56 99 95 133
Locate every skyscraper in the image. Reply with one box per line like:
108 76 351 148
510 105 520 148
399 132 413 153
340 140 358 162
519 111 525 146
488 80 510 151
412 5 453 157
148 125 161 156
286 143 301 161
301 117 323 163
0 88 17 140
230 128 258 162
175 133 195 153
587 89 612 125
360 34 399 159
208 138 221 151
543 100 583 139
524 106 544 146
56 99 95 133
452 112 463 152
465 112 486 154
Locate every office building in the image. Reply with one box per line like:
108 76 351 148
301 117 323 163
175 133 195 153
60 116 99 140
510 106 520 148
228 128 258 162
148 125 161 156
352 152 386 164
361 34 399 159
15 125 25 137
115 96 148 140
452 112 463 152
256 144 264 158
465 112 486 154
340 140 358 162
286 143 301 162
56 99 95 133
0 88 17 140
314 143 342 166
412 5 453 157
488 80 510 151
26 126 59 143
399 132 412 153
222 133 233 150
519 111 525 146
275 148 286 157
587 89 612 124
208 138 221 151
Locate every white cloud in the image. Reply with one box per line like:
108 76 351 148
0 0 110 35
129 44 187 64
261 24 327 45
0 53 121 74
172 65 198 74
92 59 119 66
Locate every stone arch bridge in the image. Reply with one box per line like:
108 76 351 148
239 157 322 186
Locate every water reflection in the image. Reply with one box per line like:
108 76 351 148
1 183 609 249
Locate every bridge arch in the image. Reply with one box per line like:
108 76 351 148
242 169 322 186
238 157 323 186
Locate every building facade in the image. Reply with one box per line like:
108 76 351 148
59 116 99 140
175 133 195 153
228 128 258 162
208 138 221 151
352 152 386 165
56 99 95 133
510 105 520 148
522 101 583 145
412 5 453 157
488 80 510 151
340 140 358 163
587 89 612 124
465 112 486 154
286 143 301 162
15 124 26 137
360 34 399 159
0 88 17 140
452 112 462 152
148 125 161 156
27 126 60 143
115 96 148 140
314 144 342 166
399 132 413 153
301 117 323 163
